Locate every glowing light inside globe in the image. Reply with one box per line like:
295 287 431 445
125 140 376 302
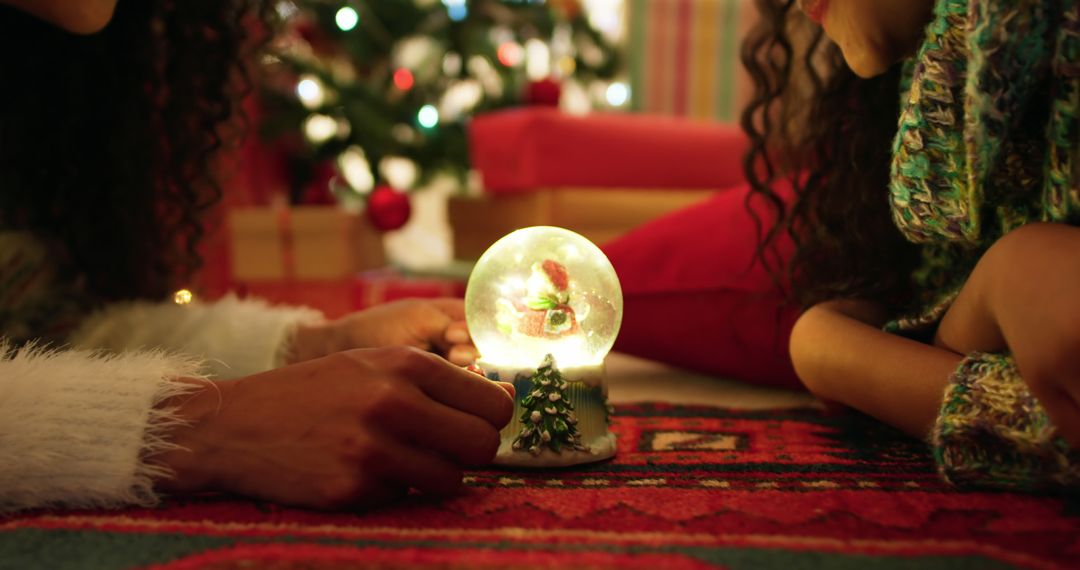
465 227 623 368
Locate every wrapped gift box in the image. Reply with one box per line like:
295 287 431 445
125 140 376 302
449 188 717 260
468 108 748 193
238 269 465 318
451 108 749 259
229 206 386 281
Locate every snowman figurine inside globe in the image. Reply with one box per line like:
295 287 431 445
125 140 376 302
465 226 622 467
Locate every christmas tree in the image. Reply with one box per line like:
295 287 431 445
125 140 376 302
512 354 587 455
258 0 622 215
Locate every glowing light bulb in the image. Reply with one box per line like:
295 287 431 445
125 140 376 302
379 156 418 190
525 39 551 80
606 82 630 107
275 1 298 20
338 145 374 193
417 104 439 128
442 0 467 21
173 289 194 305
393 68 414 91
335 6 359 31
303 114 338 143
497 41 524 67
296 76 325 109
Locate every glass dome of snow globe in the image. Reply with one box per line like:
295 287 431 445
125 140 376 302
465 226 623 370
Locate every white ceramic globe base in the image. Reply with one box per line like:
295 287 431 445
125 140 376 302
483 359 616 468
494 433 617 468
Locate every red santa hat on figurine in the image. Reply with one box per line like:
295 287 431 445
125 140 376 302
519 259 579 338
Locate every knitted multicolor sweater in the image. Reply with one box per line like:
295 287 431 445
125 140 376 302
888 0 1079 489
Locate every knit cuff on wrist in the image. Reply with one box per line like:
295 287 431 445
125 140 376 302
932 351 1079 490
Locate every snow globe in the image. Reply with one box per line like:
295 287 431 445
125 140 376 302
465 226 622 467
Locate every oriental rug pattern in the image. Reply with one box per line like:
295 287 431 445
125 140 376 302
2 404 1078 569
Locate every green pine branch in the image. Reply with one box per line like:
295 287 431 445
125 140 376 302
259 0 620 203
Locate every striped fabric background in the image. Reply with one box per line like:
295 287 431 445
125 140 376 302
627 0 758 123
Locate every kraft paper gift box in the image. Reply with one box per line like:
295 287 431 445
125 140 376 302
228 205 386 281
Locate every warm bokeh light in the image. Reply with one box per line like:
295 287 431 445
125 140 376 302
295 76 325 109
393 68 415 91
606 82 630 106
173 289 194 305
497 42 524 67
334 6 359 31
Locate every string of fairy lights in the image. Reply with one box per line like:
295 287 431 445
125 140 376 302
261 0 629 206
173 0 628 301
297 0 629 137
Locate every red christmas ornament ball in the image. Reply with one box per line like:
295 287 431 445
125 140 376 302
366 185 412 231
524 78 562 107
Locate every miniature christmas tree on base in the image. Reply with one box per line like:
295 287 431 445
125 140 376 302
486 354 616 468
512 355 588 456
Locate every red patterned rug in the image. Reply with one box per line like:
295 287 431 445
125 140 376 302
2 404 1078 569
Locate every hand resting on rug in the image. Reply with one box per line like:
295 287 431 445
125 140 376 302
154 347 515 510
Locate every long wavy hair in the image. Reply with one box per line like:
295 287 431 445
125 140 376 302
0 0 269 303
740 0 922 311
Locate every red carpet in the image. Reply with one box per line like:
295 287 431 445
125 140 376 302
2 404 1078 569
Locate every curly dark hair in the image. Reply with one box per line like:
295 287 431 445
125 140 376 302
740 0 922 311
0 0 269 303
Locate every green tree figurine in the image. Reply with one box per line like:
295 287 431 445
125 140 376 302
512 354 587 456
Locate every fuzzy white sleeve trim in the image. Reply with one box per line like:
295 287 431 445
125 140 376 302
0 342 206 513
69 295 324 380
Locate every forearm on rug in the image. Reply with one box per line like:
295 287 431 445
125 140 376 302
790 300 963 438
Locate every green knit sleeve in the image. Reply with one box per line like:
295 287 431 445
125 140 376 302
933 352 1080 490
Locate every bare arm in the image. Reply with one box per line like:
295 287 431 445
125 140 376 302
790 299 963 438
794 223 1080 445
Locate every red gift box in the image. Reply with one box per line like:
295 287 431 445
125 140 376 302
468 108 749 193
451 108 749 259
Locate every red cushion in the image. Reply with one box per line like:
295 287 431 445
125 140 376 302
602 181 802 389
469 108 749 193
